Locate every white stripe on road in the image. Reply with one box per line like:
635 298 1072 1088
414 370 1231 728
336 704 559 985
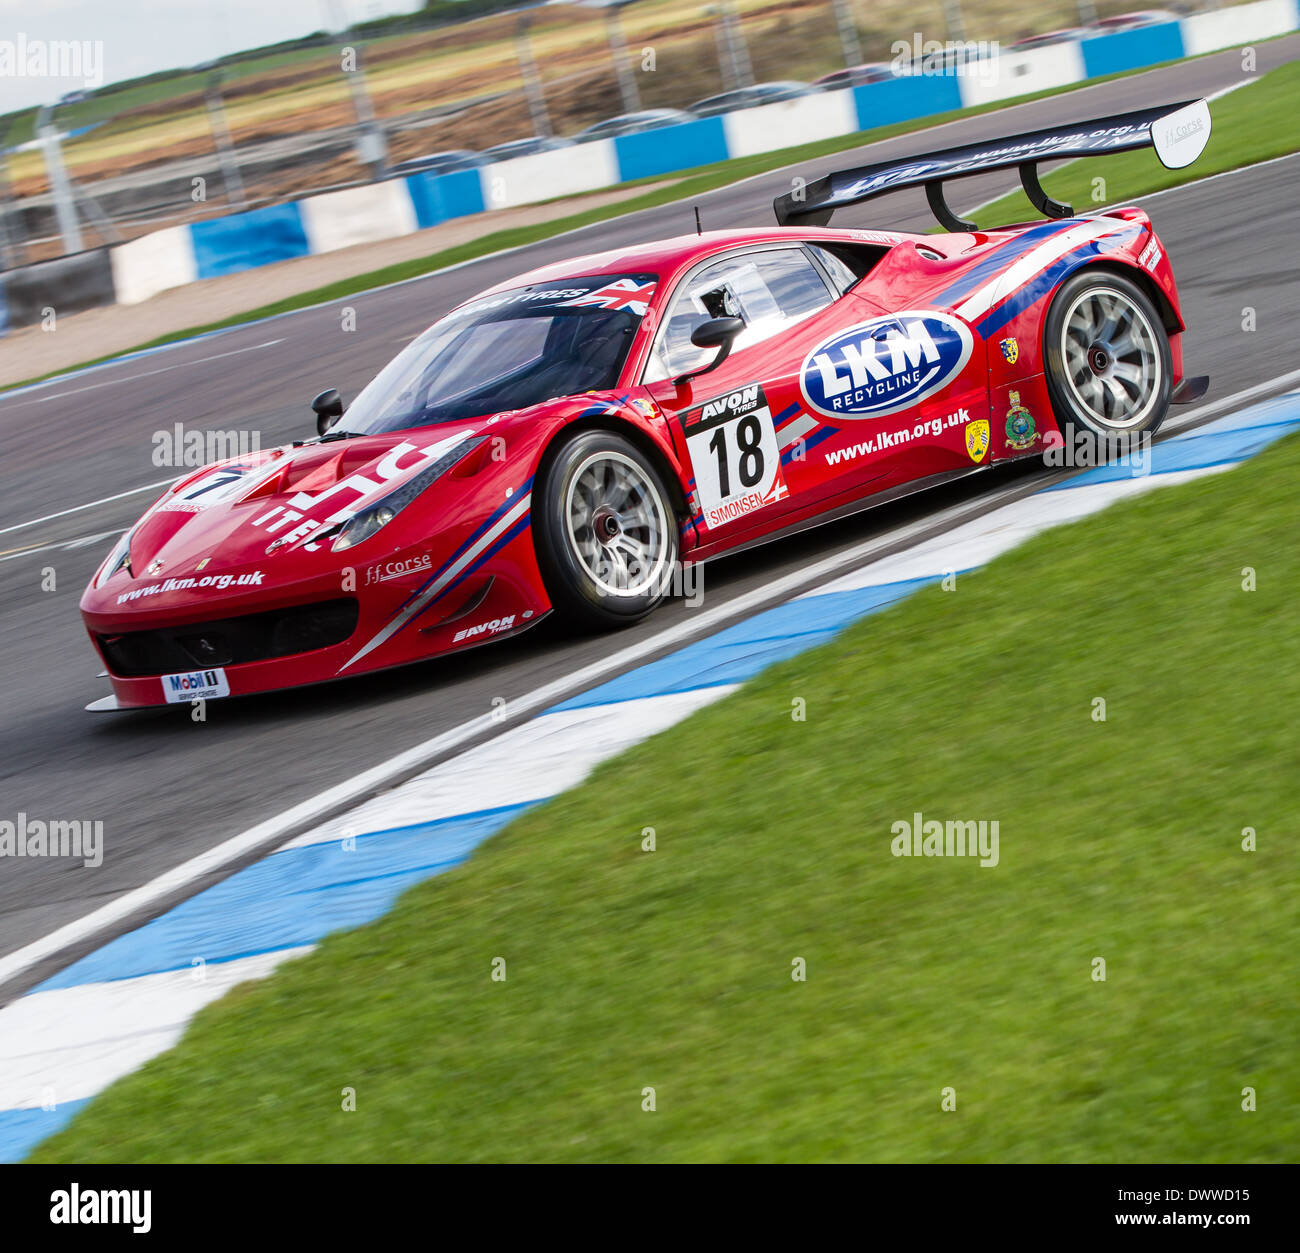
802 465 1230 598
0 949 309 1110
0 339 286 410
281 688 737 851
0 529 121 565
0 480 176 539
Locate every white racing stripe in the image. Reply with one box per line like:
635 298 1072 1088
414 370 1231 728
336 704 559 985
339 491 533 671
778 414 819 448
954 218 1119 323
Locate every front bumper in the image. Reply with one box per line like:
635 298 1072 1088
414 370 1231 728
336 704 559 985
81 525 548 710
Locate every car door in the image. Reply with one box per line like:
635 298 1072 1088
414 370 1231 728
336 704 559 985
642 243 870 545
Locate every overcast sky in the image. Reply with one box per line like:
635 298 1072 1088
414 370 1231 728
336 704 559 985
0 0 424 113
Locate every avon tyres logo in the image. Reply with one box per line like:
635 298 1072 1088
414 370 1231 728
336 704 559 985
452 615 516 644
801 311 973 419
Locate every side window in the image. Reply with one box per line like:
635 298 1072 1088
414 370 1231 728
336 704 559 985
646 247 835 382
808 245 860 295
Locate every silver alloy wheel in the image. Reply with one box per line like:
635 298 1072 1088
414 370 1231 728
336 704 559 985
563 450 672 598
1060 285 1163 430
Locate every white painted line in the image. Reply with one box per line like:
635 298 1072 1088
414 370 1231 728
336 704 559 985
22 338 286 406
0 481 175 539
804 464 1230 598
0 529 121 565
1 367 1296 994
1161 373 1300 435
1121 146 1300 206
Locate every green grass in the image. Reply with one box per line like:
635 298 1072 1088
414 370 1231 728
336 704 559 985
970 60 1300 228
1 60 1215 396
36 426 1300 1163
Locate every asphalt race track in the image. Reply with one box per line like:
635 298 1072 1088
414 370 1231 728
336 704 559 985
2 38 1298 993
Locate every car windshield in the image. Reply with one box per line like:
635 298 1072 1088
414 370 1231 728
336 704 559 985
332 273 657 435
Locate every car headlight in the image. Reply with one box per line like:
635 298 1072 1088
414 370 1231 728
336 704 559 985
332 435 485 552
93 528 134 587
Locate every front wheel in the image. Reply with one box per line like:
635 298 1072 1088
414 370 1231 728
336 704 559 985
1043 270 1171 439
534 431 679 628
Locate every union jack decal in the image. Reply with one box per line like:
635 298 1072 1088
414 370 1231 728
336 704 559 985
559 279 657 315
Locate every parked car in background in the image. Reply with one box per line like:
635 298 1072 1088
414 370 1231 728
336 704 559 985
387 149 487 177
688 81 816 117
812 63 895 90
483 136 574 162
573 108 694 142
1008 27 1089 51
1088 10 1181 33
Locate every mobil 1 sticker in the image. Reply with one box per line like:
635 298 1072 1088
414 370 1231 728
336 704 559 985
682 383 787 530
161 667 230 704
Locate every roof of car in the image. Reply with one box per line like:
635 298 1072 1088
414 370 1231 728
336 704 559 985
469 226 916 300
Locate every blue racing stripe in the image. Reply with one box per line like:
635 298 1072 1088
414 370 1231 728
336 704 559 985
784 425 838 464
975 227 1143 338
395 476 534 615
933 220 1079 308
409 512 532 629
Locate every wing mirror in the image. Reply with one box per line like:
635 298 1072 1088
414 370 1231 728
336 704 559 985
311 388 344 435
673 316 746 385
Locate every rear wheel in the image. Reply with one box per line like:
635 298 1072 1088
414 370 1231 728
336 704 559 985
534 431 679 628
1043 270 1171 439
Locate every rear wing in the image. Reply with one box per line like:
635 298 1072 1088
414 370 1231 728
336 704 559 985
773 99 1211 232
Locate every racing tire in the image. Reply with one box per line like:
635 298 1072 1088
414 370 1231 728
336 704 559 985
1042 270 1172 443
534 430 679 629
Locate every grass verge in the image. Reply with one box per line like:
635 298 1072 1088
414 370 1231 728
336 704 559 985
970 60 1300 227
35 425 1300 1163
2 57 1226 395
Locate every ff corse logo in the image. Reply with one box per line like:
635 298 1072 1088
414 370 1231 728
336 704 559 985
800 311 973 419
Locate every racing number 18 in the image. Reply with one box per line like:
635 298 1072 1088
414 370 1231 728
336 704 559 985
684 384 786 527
707 414 765 498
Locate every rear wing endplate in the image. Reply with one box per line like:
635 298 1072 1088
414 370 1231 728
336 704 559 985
773 99 1211 232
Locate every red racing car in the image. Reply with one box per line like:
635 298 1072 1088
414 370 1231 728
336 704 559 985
82 100 1211 710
